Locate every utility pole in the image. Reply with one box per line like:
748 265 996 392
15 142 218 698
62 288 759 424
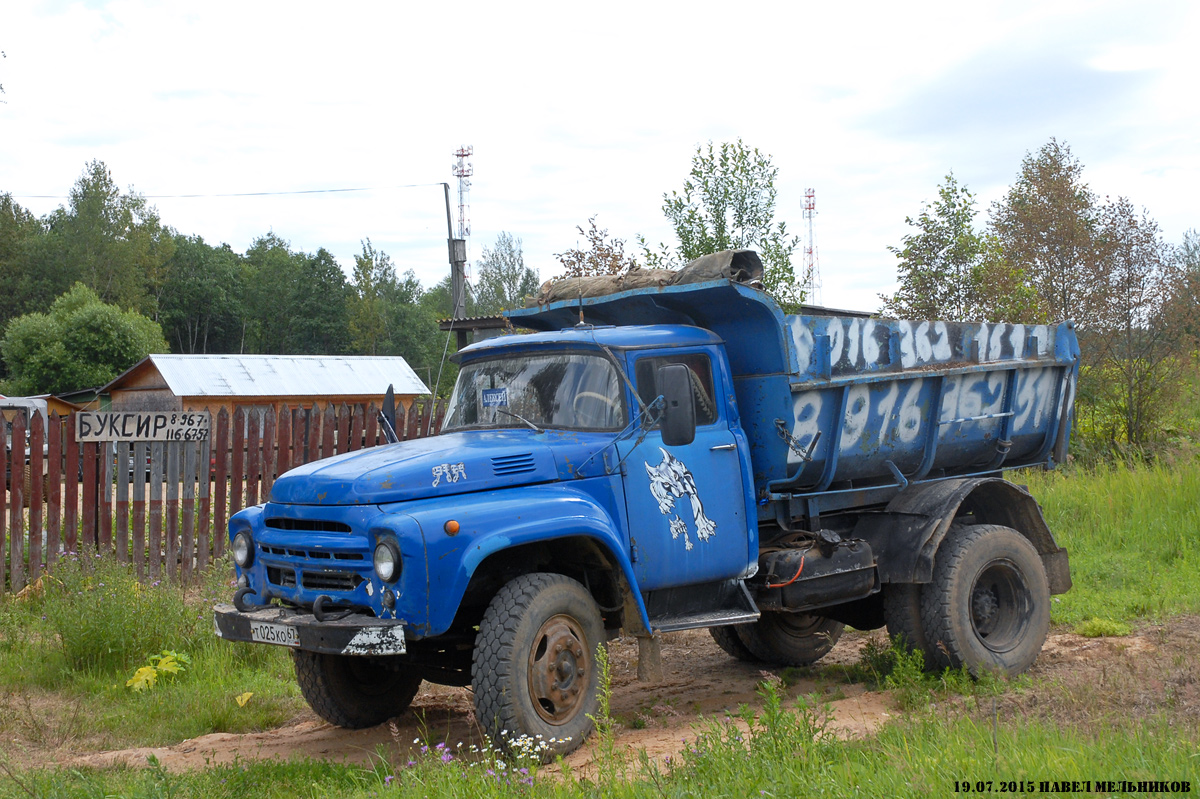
449 146 473 324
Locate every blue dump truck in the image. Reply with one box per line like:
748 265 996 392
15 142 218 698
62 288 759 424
214 251 1078 756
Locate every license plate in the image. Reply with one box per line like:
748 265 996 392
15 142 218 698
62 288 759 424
249 621 300 647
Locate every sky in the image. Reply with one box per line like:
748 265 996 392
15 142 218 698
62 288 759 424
2 0 1197 312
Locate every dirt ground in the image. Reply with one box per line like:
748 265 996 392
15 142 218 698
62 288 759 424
49 615 1200 776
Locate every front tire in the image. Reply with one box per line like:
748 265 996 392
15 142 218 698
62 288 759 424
920 524 1050 676
735 612 843 666
293 651 422 729
472 573 603 759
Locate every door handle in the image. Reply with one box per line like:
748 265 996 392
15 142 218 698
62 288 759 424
710 443 737 451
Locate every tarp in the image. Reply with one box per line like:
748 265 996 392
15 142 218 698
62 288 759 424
528 249 764 307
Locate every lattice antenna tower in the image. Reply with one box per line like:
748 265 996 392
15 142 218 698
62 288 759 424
801 187 822 306
452 146 473 241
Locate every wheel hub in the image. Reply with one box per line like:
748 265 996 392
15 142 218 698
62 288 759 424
970 559 1030 652
528 615 589 724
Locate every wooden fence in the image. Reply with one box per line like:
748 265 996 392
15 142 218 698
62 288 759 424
1 399 446 593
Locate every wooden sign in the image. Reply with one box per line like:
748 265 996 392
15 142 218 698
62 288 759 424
76 411 211 442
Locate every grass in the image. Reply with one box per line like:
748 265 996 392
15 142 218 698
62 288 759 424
1 459 1199 796
1020 456 1200 626
0 555 304 751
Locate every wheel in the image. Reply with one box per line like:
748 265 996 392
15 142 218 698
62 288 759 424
920 524 1050 676
734 612 844 666
883 583 934 660
709 624 759 662
472 573 603 759
293 650 422 729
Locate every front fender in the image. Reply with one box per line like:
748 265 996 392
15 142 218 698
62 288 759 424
386 481 651 638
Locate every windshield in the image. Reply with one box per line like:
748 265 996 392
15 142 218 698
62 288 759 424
442 352 627 432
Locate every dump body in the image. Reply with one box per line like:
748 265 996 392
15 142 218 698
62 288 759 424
506 279 1080 525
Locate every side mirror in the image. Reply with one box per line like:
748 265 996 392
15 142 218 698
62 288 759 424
381 384 399 444
657 364 696 447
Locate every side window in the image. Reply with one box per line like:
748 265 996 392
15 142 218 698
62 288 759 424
635 354 717 426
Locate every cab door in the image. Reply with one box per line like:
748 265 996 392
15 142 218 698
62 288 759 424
616 350 751 591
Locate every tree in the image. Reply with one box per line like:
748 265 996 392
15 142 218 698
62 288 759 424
555 217 638 279
42 160 176 317
241 233 352 355
473 232 539 314
1 283 168 395
881 173 1041 322
158 234 245 354
989 139 1098 324
1085 198 1190 446
0 193 44 359
349 238 398 355
644 139 803 310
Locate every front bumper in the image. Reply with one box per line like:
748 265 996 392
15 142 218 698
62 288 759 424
213 603 407 656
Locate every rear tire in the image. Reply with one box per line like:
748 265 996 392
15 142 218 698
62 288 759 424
884 583 934 661
709 624 759 662
293 651 421 729
920 524 1050 676
735 612 843 666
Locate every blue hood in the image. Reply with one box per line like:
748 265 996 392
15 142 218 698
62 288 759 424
268 430 561 506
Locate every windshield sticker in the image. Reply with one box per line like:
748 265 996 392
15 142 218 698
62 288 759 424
644 447 716 551
482 388 509 408
432 462 467 486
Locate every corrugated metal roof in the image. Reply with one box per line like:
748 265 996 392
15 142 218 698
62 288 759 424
126 355 430 398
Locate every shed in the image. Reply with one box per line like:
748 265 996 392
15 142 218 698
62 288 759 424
99 354 430 416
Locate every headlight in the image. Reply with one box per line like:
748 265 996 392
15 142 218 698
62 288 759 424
233 531 253 567
374 541 401 583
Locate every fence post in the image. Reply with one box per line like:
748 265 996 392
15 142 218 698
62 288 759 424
133 441 148 579
148 442 163 581
336 403 350 456
231 407 246 518
364 403 379 449
433 399 447 435
321 405 335 461
276 405 292 476
64 416 79 555
213 408 230 559
1 412 8 592
29 412 44 580
100 438 113 552
9 411 26 591
406 400 420 440
306 405 321 467
181 441 196 583
198 431 212 572
115 441 130 563
47 413 62 571
246 409 261 508
349 404 364 452
165 442 181 583
292 405 307 466
261 406 276 499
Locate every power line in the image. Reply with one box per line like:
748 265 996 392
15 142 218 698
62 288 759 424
11 182 446 200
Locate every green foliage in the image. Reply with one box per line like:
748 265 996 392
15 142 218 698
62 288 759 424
645 139 803 310
0 282 168 395
988 138 1099 325
556 216 639 279
881 173 1042 322
349 237 398 355
158 234 246 354
241 233 352 355
473 232 539 315
126 650 192 692
1022 458 1200 625
1074 618 1132 637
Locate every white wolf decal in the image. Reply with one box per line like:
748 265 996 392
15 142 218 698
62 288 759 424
644 447 716 551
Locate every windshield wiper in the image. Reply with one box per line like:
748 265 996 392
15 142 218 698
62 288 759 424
495 409 543 433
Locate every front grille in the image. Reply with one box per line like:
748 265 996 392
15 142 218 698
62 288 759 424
262 545 363 561
267 566 297 587
302 570 364 591
265 517 352 533
492 453 536 476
